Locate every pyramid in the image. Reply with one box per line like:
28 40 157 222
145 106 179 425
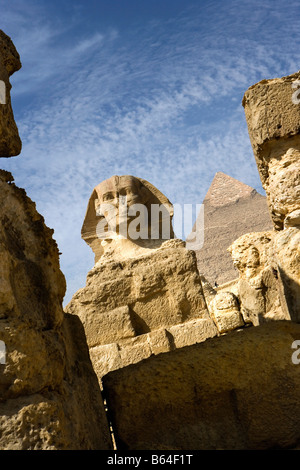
186 172 273 287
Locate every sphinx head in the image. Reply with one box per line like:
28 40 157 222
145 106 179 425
82 175 174 262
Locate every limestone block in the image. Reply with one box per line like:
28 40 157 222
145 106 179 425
209 292 244 334
168 317 218 349
89 335 155 382
103 321 300 450
119 337 152 369
89 343 122 381
147 328 173 355
243 72 300 230
243 71 300 152
79 305 136 348
0 31 22 157
87 316 219 381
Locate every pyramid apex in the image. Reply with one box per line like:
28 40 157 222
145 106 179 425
204 172 257 207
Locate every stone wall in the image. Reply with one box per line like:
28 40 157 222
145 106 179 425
103 321 300 450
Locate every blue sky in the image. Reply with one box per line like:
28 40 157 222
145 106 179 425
1 0 299 304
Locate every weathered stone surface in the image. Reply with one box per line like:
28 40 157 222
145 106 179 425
81 305 136 348
103 321 300 450
89 316 219 380
68 239 209 338
66 238 218 380
273 227 300 323
168 316 218 348
228 231 287 325
0 171 112 449
209 291 244 334
241 71 300 324
0 31 22 157
187 172 273 286
243 72 300 230
243 71 300 166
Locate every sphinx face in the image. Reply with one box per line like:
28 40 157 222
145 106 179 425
95 175 149 233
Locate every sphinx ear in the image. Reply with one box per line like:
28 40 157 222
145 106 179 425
139 186 151 204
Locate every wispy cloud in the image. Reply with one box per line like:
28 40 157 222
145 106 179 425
1 0 300 303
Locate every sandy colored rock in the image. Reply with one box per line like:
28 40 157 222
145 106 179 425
187 172 273 286
243 71 300 171
273 227 300 322
243 72 300 230
66 238 218 380
89 316 219 383
0 31 22 157
68 239 209 338
228 231 287 325
209 291 244 334
242 71 300 323
103 321 300 450
0 171 112 449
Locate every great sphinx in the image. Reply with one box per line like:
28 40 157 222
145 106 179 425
66 174 220 382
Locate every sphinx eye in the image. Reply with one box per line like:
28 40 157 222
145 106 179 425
103 193 114 201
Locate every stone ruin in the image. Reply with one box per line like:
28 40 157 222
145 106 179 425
66 174 220 383
0 29 300 450
0 31 22 157
100 72 300 450
240 73 300 323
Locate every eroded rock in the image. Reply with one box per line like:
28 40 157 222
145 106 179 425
209 291 244 334
241 71 300 322
242 71 300 231
0 31 22 157
228 231 287 325
66 237 218 381
0 171 112 449
103 321 300 450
